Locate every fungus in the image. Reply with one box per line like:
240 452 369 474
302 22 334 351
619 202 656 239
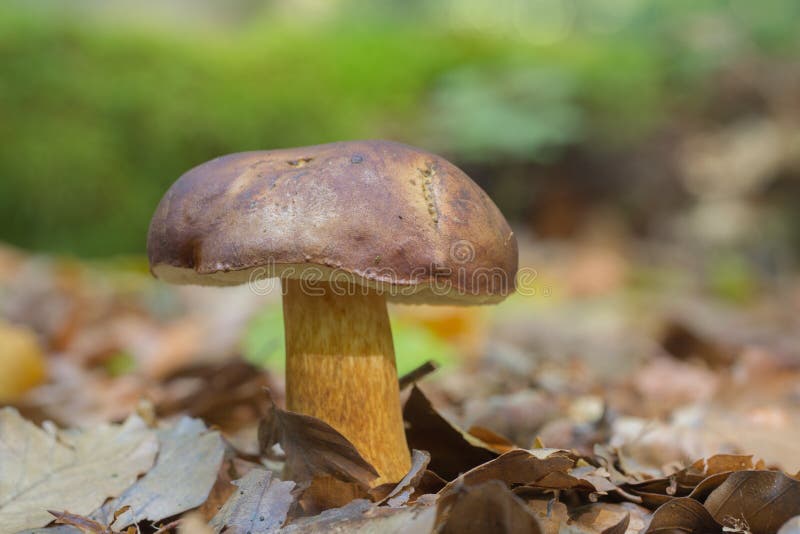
147 140 518 483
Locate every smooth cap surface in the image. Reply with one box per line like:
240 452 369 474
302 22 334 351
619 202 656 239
147 140 518 304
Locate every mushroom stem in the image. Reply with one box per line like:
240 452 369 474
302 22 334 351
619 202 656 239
282 278 411 484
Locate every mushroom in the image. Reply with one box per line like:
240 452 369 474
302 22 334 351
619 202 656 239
147 140 518 483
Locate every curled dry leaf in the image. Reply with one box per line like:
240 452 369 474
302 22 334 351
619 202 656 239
258 390 378 487
412 470 448 499
592 445 642 486
569 465 620 495
646 497 722 534
621 453 763 507
437 480 544 534
0 408 158 533
693 454 761 475
687 472 733 501
298 450 431 515
372 449 431 506
704 470 800 534
439 448 573 496
403 385 498 480
467 426 517 454
209 468 295 534
94 417 225 530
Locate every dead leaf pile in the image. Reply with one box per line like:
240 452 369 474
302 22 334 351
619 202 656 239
4 240 800 532
0 408 223 534
3 377 800 533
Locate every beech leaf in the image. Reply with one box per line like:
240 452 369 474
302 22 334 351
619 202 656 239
281 499 437 533
704 470 800 534
439 448 573 496
95 417 225 529
373 449 431 506
646 497 722 534
0 407 158 533
437 480 544 534
209 468 295 534
562 504 631 534
257 391 378 487
403 385 497 480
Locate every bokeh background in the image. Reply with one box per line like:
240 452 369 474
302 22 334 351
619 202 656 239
3 0 800 260
3 0 800 467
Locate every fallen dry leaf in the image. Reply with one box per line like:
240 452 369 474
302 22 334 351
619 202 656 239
528 498 569 534
439 448 573 496
296 476 370 516
411 470 447 500
437 480 544 534
704 470 800 534
403 385 497 480
660 321 734 369
48 510 113 534
646 497 721 533
156 360 271 433
281 499 437 533
209 468 295 534
373 449 431 507
623 453 764 506
258 391 378 487
694 454 762 475
617 503 652 534
467 425 517 454
195 457 262 521
562 504 631 534
779 516 800 534
687 471 733 501
93 417 225 530
178 512 214 534
0 408 157 532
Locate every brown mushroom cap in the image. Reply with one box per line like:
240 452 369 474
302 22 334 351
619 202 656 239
147 140 518 304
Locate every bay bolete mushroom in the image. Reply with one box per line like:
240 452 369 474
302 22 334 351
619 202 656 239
147 140 518 483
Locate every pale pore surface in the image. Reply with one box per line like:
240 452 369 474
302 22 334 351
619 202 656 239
153 263 508 305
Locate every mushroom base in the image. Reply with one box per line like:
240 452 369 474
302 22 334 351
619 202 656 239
282 279 411 484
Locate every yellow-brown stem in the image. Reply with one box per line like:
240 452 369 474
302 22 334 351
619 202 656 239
282 278 411 484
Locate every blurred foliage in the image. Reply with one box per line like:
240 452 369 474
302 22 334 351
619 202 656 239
242 303 454 374
706 251 758 304
0 0 799 256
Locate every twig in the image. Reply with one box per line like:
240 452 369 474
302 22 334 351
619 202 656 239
152 518 182 534
398 360 439 389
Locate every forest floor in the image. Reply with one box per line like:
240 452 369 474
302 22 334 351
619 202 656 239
1 235 799 533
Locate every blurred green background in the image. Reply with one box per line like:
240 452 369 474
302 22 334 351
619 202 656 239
2 0 799 259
